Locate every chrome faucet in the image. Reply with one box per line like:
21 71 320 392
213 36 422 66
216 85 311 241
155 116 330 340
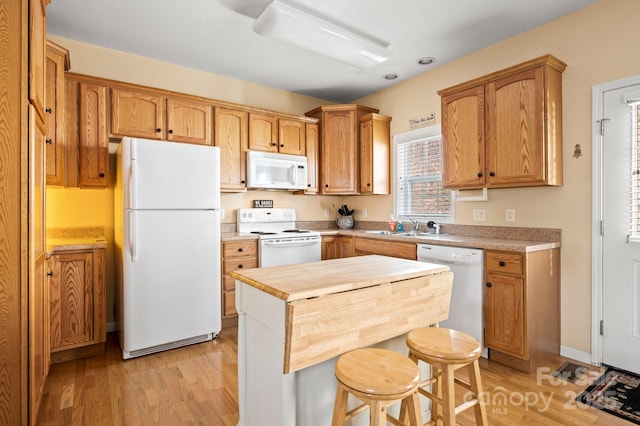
409 217 419 232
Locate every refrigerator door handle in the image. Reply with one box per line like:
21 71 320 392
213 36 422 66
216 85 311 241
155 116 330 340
129 158 137 210
130 210 138 262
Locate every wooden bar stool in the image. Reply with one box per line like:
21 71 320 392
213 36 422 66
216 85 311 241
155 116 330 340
402 327 488 426
332 348 423 426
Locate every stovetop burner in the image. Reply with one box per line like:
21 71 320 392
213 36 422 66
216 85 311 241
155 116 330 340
250 231 277 235
282 229 310 233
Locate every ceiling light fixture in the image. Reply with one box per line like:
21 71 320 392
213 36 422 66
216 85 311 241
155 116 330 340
382 73 398 80
417 57 435 65
253 0 391 69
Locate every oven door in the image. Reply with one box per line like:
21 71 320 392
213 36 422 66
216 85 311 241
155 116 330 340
259 236 322 267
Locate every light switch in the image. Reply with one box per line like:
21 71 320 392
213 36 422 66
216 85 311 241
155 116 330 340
506 209 516 222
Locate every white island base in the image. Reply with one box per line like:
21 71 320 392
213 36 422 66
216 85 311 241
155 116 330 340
233 255 453 426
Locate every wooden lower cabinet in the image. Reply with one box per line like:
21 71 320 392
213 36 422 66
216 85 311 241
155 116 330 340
222 240 257 327
48 247 106 364
321 235 354 260
484 248 560 373
354 237 417 260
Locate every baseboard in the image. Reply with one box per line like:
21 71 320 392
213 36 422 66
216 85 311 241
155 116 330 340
560 345 592 364
107 321 117 333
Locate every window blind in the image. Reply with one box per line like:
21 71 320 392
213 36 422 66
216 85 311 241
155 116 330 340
629 97 640 242
395 134 451 217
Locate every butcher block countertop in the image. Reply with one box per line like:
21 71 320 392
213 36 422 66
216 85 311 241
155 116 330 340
230 254 449 302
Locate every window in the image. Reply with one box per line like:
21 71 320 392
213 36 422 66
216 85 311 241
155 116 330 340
628 91 640 242
393 124 453 223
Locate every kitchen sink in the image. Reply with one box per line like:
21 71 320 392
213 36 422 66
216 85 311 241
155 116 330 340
363 230 442 237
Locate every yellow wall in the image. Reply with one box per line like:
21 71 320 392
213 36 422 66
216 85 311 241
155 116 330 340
47 0 640 354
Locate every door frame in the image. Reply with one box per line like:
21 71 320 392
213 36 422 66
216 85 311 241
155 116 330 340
591 74 640 366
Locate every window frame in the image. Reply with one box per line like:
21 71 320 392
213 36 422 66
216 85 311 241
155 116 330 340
392 124 454 225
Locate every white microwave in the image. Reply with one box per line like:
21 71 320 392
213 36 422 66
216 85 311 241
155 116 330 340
246 151 308 190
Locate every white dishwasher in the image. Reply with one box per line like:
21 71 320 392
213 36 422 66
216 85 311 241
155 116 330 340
417 244 487 358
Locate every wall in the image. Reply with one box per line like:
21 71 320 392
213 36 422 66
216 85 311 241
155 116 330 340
353 0 640 355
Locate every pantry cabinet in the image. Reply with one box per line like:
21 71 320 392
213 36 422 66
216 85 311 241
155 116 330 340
484 248 560 373
222 240 258 326
359 113 391 195
438 54 566 189
48 247 106 364
306 104 383 195
44 41 70 186
215 106 248 191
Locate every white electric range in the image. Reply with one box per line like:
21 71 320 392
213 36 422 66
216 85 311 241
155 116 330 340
236 208 322 267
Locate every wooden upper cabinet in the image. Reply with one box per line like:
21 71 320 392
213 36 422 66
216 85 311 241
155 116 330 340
111 88 165 139
249 113 306 156
215 107 248 191
248 113 278 152
441 86 486 188
79 82 109 188
278 118 305 156
438 54 566 190
45 41 70 186
29 0 46 121
166 97 213 145
306 104 380 195
359 113 391 195
304 122 319 193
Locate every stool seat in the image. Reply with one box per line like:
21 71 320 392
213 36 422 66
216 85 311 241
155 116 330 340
332 348 423 426
335 348 421 398
406 327 481 364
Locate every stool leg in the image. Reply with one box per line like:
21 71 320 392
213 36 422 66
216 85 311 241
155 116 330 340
430 366 442 424
468 360 488 426
331 383 349 426
404 391 423 426
369 400 386 426
441 366 455 426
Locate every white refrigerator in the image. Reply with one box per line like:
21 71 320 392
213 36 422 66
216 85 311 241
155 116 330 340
114 137 221 359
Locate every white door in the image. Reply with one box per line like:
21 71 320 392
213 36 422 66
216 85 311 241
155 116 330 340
123 137 220 210
599 79 640 374
122 209 220 353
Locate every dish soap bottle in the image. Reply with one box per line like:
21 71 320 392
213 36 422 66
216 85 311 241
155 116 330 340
388 214 396 232
397 220 403 232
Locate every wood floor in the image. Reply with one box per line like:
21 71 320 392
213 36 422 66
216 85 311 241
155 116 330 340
37 329 631 426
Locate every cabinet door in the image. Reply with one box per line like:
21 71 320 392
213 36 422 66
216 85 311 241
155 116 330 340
486 67 545 186
338 236 355 258
359 114 390 195
29 0 46 120
278 118 306 156
111 88 165 139
441 86 485 189
321 236 339 260
166 97 213 145
484 272 526 358
49 251 95 350
79 83 109 188
321 110 357 194
45 43 67 186
304 122 319 193
215 107 248 191
248 113 278 152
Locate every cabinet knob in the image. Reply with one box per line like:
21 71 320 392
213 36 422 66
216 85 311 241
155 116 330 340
99 173 105 178
238 264 243 269
325 184 329 188
156 128 162 133
366 183 371 187
168 129 174 134
45 107 52 114
45 139 52 144
271 143 277 146
238 248 243 252
280 144 284 148
477 172 483 178
489 172 495 177
486 282 492 288
307 184 311 187
47 272 53 277
241 180 246 184
499 261 505 267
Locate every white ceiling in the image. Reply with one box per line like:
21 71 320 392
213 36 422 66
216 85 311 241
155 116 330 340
46 0 598 103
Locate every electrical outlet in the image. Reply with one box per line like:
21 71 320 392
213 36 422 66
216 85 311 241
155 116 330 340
473 209 486 221
219 209 225 219
506 209 516 222
324 208 330 218
362 209 367 218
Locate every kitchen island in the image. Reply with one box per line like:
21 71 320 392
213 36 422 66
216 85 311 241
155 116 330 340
230 255 453 426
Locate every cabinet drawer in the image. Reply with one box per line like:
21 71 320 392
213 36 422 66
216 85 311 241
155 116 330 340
223 240 258 257
223 257 257 273
485 251 523 275
223 291 236 316
354 237 416 260
223 275 236 292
